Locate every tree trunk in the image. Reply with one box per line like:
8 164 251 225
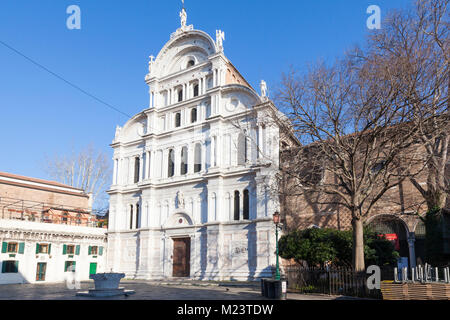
352 217 365 272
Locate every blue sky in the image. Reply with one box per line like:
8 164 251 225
0 0 412 181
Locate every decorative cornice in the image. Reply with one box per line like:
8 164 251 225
0 227 107 243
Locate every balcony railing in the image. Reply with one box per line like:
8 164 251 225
0 196 107 228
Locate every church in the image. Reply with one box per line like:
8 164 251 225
106 6 284 280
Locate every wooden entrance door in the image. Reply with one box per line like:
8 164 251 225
172 237 190 277
36 262 46 281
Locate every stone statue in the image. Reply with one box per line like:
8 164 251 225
114 125 122 140
180 8 187 28
176 191 185 209
260 80 267 99
216 30 225 50
148 55 155 73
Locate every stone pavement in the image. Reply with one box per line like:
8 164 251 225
0 279 358 300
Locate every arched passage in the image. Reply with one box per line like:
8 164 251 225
366 214 410 261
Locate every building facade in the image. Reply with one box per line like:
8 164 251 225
280 141 450 269
107 9 282 280
0 171 107 284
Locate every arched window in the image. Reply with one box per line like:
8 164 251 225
237 133 246 165
187 60 195 68
163 91 168 106
243 189 249 220
134 157 140 183
181 146 188 175
193 84 199 97
129 205 133 229
175 112 181 127
135 204 140 229
178 89 183 102
168 149 175 177
212 136 217 167
146 152 151 179
194 143 202 173
244 130 248 162
234 191 240 221
191 108 197 123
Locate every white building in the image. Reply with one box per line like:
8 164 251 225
107 8 283 280
0 172 107 285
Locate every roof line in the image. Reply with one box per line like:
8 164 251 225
0 171 86 192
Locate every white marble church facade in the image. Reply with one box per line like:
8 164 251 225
107 9 282 280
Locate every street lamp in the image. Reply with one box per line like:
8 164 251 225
273 211 281 280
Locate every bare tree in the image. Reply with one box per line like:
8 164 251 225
43 144 112 211
366 0 449 212
273 0 448 272
275 49 434 270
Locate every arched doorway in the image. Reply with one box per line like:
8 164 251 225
164 212 194 278
367 215 410 260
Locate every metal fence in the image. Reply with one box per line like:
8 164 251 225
284 266 386 299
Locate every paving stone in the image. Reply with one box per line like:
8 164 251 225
0 280 351 300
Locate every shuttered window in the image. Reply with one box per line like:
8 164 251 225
36 243 49 254
1 261 19 273
1 242 24 254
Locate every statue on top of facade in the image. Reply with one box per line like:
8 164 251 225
148 55 155 73
180 8 187 28
216 30 225 51
114 125 122 140
260 80 268 100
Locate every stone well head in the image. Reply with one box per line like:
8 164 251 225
89 273 125 290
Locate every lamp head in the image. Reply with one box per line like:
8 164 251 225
273 211 280 224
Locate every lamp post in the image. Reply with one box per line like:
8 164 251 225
273 211 281 280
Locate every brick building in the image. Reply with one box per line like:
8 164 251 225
279 141 450 269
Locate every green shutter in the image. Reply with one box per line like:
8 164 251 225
1 262 5 273
64 261 68 272
63 244 67 255
75 245 80 255
88 246 91 255
14 261 19 273
99 246 103 256
36 243 40 254
1 242 7 253
18 242 25 254
48 244 51 255
72 261 76 272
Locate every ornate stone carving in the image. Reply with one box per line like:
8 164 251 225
260 80 267 100
148 55 155 73
176 191 185 209
114 125 122 140
216 30 225 51
180 8 187 28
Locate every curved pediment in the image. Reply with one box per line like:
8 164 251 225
150 30 216 79
113 113 147 144
221 85 261 115
165 211 194 228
